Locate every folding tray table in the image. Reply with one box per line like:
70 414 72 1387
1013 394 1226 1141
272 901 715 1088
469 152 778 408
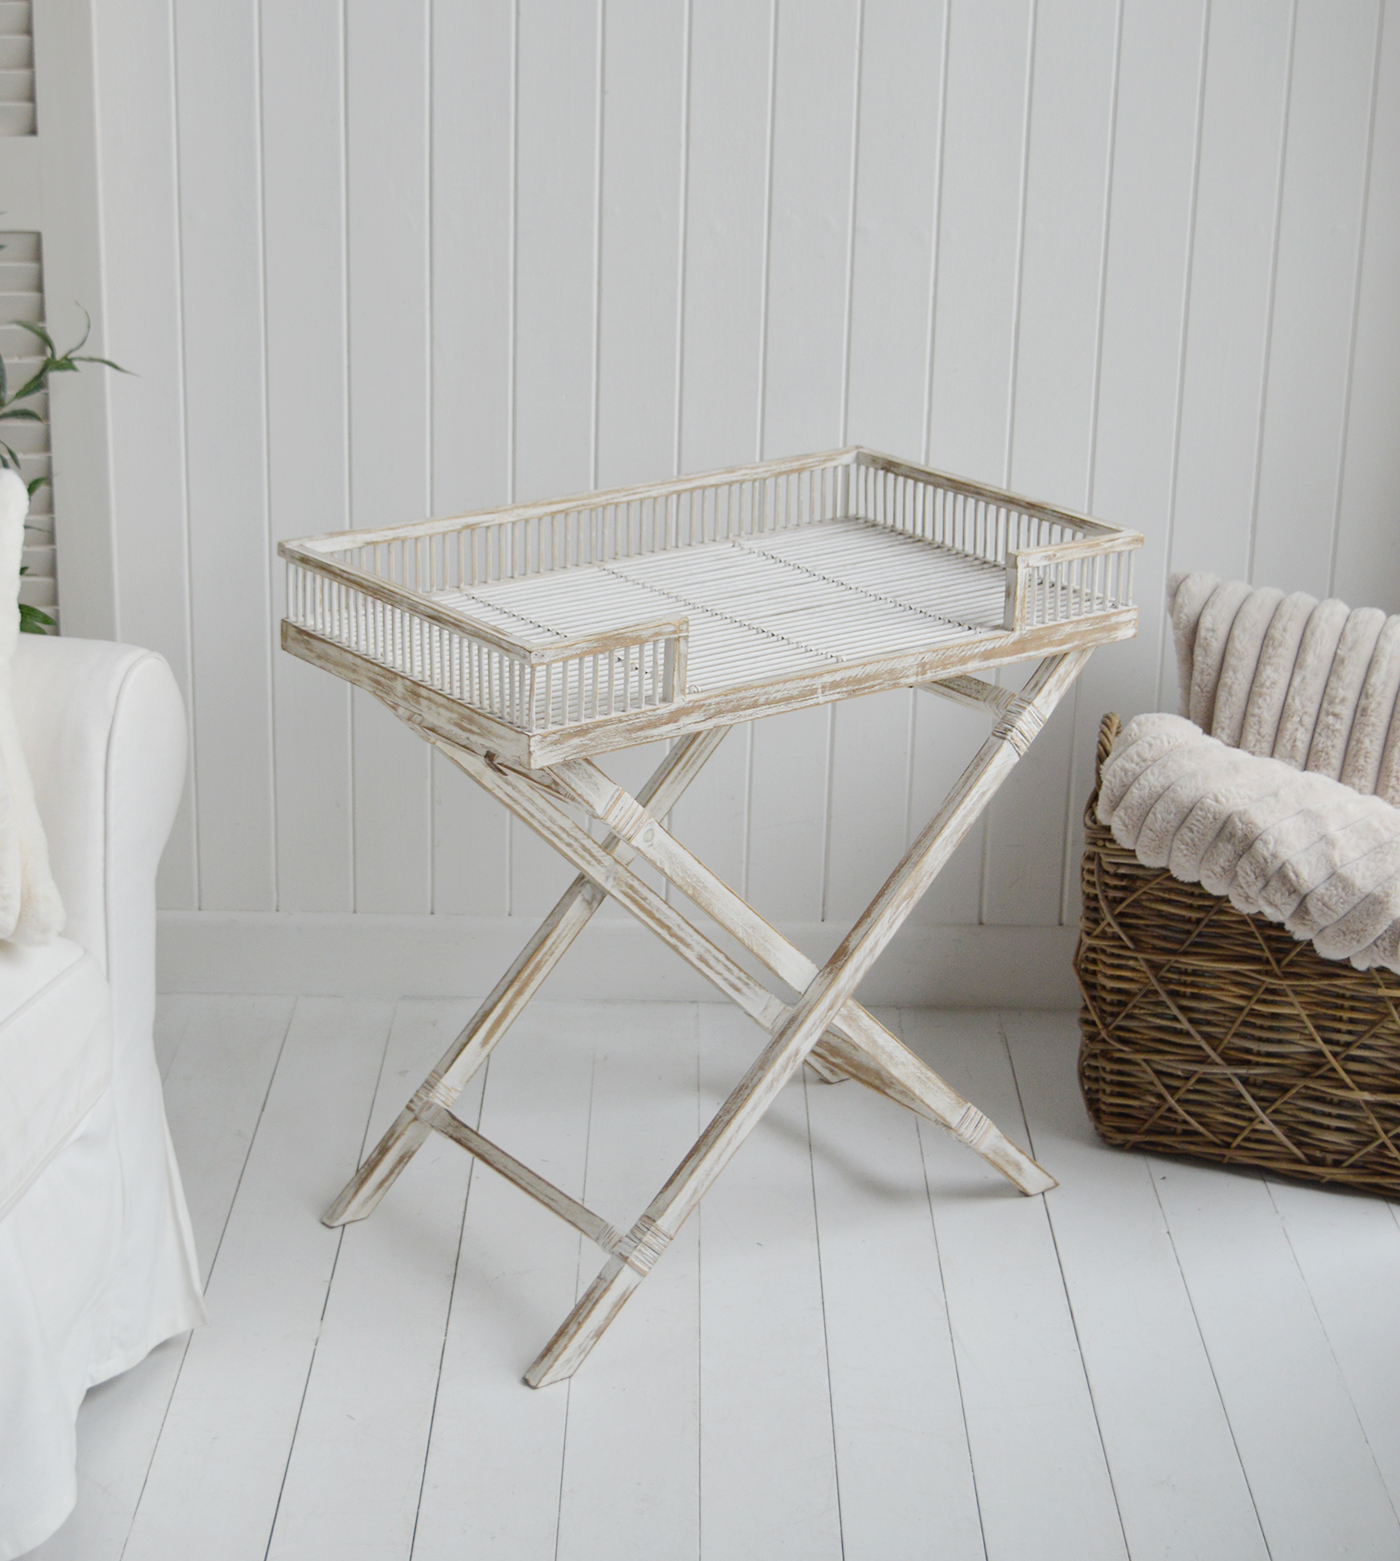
280 446 1142 1385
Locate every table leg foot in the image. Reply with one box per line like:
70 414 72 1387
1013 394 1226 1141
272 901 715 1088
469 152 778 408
524 1253 645 1387
323 1108 432 1226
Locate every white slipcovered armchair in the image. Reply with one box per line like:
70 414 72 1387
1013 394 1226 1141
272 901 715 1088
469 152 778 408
0 636 205 1559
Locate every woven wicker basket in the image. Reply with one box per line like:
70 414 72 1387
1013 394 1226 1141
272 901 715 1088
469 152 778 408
1076 712 1400 1197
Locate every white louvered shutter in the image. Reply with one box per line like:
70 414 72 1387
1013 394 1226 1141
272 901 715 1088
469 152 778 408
0 3 34 137
0 232 53 623
0 5 53 622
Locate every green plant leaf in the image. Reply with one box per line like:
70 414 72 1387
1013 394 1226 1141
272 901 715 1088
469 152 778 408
0 407 41 421
8 368 49 403
19 601 56 634
66 307 92 356
12 318 56 356
72 355 132 374
26 476 46 497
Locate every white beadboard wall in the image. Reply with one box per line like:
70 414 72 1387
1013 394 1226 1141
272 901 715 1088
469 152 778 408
59 0 1400 999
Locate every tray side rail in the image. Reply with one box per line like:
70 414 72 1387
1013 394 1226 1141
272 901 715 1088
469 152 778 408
280 446 1142 736
282 551 688 733
849 450 1142 631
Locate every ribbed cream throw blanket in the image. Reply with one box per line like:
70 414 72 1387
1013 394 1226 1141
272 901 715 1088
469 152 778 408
1097 573 1400 975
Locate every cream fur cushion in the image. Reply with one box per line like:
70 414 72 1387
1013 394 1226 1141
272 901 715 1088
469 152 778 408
1099 713 1400 973
1096 573 1400 975
0 469 63 943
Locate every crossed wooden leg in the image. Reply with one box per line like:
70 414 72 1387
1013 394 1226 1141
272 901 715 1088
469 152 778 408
323 649 1087 1386
323 725 732 1227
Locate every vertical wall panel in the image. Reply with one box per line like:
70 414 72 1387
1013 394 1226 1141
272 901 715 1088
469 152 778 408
925 1 1032 485
591 0 687 918
759 0 860 458
827 0 943 927
77 0 1400 954
983 0 1119 927
824 688 912 922
90 0 199 909
668 0 773 896
923 1 1034 923
595 0 685 489
843 0 944 460
907 695 990 926
262 0 353 913
746 0 858 925
513 0 598 506
428 0 514 917
1251 0 1380 594
174 0 276 912
1168 0 1293 586
510 0 600 916
345 0 432 913
677 0 769 476
1333 3 1400 614
1059 0 1208 921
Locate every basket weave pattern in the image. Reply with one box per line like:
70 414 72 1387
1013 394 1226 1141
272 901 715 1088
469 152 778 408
1075 712 1400 1197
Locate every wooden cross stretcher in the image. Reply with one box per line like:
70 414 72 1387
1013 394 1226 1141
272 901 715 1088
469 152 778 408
280 448 1140 1385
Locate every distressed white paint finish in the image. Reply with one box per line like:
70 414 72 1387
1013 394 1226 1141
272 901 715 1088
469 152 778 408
307 650 1080 1393
40 1 1400 968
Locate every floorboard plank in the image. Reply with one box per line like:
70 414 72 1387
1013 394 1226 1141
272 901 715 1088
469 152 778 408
696 1004 844 1561
555 1003 703 1561
1001 1010 1269 1561
804 1010 985 1561
1147 1151 1400 1558
266 1000 484 1561
119 997 396 1561
901 1009 1127 1561
1265 1179 1400 1512
49 999 1400 1560
161 994 300 1288
32 995 298 1561
410 1002 600 1561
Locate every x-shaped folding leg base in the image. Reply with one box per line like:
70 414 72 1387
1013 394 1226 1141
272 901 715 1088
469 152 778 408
324 649 1089 1386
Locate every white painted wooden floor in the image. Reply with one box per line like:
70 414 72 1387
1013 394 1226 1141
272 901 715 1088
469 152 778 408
32 998 1400 1560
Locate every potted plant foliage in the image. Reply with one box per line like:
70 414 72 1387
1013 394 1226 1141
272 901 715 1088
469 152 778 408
0 310 125 633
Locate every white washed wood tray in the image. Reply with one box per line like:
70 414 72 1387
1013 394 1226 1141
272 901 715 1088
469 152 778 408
281 447 1142 766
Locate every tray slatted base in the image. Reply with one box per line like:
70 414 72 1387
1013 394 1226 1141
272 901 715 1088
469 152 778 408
433 520 1008 694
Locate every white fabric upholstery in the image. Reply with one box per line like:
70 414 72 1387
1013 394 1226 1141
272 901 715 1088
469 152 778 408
0 638 204 1560
0 938 111 1221
1096 575 1400 976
